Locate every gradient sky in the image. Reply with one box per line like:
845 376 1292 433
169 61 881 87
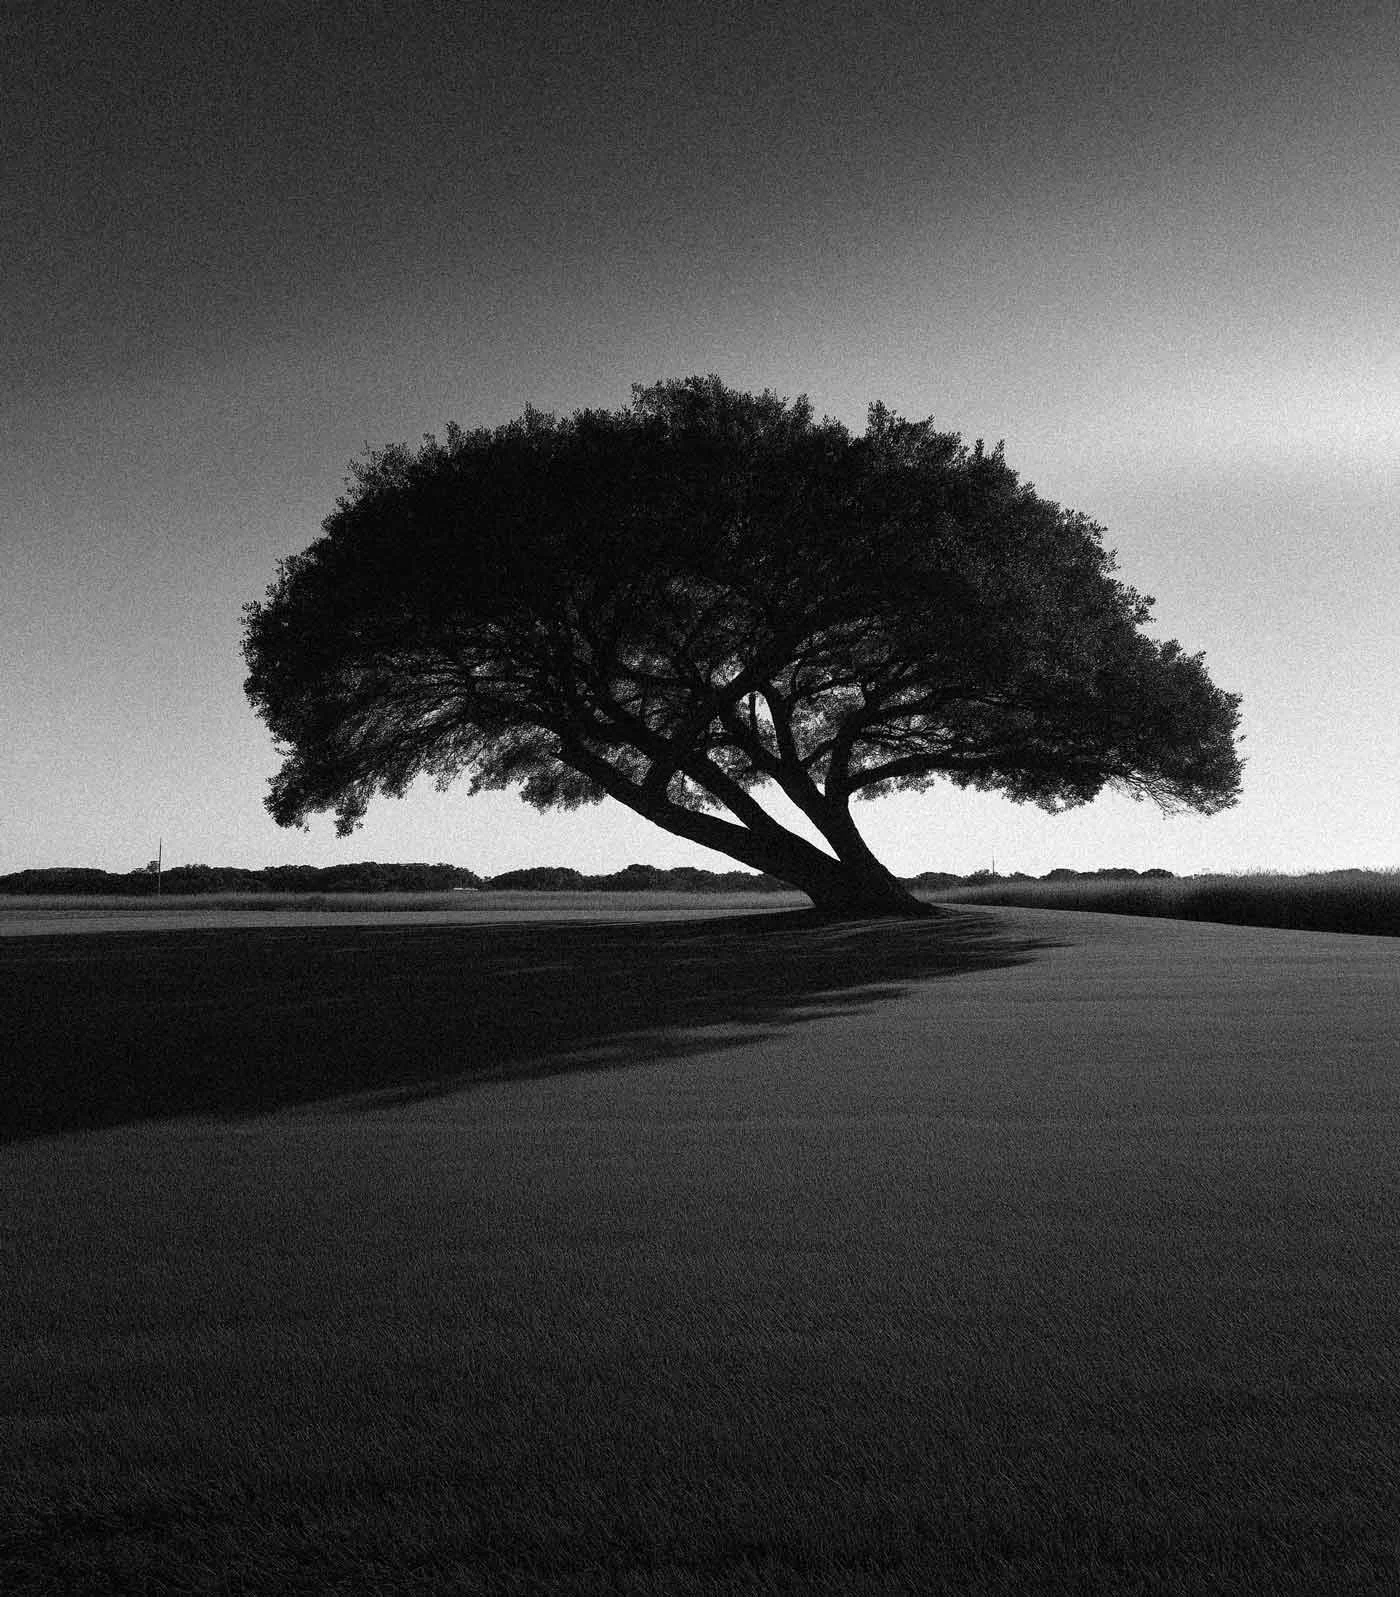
4 0 1396 879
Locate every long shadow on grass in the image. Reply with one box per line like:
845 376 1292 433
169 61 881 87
0 908 1054 1142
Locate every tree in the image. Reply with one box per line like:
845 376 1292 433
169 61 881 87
242 377 1243 917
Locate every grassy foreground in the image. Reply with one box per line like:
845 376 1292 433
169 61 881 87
3 906 1399 1594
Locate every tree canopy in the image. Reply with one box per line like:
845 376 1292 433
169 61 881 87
242 377 1242 915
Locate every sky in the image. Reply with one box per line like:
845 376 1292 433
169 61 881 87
3 0 1396 880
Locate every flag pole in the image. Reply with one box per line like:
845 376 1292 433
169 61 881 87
157 837 162 898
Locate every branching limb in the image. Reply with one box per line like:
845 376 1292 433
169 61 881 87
555 735 842 880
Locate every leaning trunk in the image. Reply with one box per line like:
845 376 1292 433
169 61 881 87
784 795 937 917
760 835 935 918
797 864 935 917
555 740 933 917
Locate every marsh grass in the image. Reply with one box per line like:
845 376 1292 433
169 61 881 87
933 868 1400 937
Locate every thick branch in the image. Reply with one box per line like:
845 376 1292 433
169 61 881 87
556 736 844 881
749 685 837 828
838 750 944 794
580 679 795 837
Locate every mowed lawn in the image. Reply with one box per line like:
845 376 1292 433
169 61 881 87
3 905 1399 1595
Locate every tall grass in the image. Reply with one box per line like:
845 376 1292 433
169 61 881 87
931 869 1400 937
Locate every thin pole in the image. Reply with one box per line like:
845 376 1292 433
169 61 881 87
157 837 162 898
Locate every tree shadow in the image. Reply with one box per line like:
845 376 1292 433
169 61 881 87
0 909 1057 1144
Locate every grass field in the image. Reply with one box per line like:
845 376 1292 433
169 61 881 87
3 901 1399 1593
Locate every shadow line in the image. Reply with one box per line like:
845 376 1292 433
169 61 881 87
0 909 1057 1143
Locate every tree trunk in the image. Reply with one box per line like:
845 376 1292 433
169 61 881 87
783 794 938 917
557 739 935 917
797 864 936 917
757 833 936 918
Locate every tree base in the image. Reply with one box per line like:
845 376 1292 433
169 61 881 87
799 880 939 919
805 902 939 920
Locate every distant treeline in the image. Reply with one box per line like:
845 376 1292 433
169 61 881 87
487 865 1175 891
0 863 484 896
484 864 792 892
0 862 1176 896
942 867 1177 885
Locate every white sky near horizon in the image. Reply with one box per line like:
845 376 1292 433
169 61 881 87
3 0 1397 881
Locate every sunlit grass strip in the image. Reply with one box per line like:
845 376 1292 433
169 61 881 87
932 870 1400 936
0 889 808 915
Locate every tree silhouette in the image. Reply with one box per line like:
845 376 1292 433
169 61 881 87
242 377 1242 916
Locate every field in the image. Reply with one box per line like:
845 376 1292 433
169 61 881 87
3 868 1399 940
3 898 1399 1593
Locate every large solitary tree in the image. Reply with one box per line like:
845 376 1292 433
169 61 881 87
242 377 1242 917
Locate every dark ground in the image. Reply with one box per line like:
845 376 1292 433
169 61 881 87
0 909 1048 1143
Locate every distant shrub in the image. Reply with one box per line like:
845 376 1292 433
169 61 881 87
0 868 118 895
904 871 963 889
486 866 586 891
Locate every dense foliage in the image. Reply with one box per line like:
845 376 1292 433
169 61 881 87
243 377 1242 915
